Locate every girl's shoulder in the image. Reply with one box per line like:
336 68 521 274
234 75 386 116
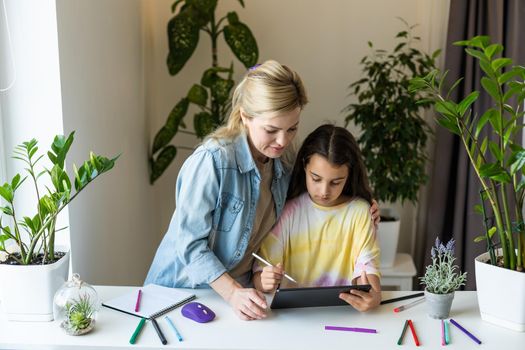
342 197 371 217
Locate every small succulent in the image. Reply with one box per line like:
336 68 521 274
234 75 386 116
420 237 467 294
65 294 95 332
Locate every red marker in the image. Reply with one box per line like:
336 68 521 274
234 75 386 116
135 289 142 312
408 319 420 346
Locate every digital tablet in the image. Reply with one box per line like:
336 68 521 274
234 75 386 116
270 284 372 309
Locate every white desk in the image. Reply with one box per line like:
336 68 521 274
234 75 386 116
381 253 417 290
1 287 523 349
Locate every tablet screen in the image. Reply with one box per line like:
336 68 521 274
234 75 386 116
270 284 371 309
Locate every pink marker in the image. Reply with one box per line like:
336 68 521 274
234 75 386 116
441 319 446 346
135 289 142 312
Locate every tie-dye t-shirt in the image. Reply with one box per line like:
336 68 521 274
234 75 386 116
253 192 380 288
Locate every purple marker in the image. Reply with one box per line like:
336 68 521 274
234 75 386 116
325 325 377 334
450 319 482 345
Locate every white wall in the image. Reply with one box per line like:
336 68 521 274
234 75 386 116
55 0 157 285
0 0 68 248
145 0 450 258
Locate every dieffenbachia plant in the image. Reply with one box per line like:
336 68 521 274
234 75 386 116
149 0 258 183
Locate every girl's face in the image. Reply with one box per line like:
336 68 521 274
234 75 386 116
305 154 349 207
241 107 301 162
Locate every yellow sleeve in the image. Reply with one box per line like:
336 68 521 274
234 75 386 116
351 200 381 279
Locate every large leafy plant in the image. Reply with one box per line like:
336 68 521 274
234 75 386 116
149 0 258 183
344 21 440 203
410 36 525 272
0 132 118 265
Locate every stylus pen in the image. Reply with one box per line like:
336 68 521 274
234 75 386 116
252 252 298 283
151 318 168 345
380 292 424 305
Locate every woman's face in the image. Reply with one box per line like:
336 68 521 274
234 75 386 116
305 154 349 207
241 107 301 162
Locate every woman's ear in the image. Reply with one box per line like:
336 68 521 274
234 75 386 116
240 109 248 126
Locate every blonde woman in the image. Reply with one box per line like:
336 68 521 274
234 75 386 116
146 60 379 320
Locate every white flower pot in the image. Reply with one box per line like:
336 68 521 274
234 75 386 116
475 250 525 332
0 248 70 321
377 208 400 267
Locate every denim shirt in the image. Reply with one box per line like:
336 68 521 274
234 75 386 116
145 133 290 288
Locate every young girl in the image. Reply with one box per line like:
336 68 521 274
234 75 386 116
252 124 381 311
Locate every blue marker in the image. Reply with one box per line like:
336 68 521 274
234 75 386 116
165 315 183 342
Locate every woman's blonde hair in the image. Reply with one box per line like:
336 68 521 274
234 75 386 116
207 60 308 140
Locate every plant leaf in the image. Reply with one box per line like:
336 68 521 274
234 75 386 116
194 111 216 138
223 12 258 68
481 76 500 101
152 98 189 155
166 11 200 75
187 84 208 106
491 57 512 72
457 91 479 116
150 146 177 184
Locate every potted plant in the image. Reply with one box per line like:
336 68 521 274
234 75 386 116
420 238 467 319
149 0 259 183
0 132 117 321
410 35 525 331
344 20 440 267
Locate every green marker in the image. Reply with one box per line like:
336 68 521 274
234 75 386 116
129 318 146 344
397 320 409 345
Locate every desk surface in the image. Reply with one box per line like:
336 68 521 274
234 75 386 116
1 287 523 349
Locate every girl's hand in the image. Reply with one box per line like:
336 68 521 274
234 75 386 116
339 271 381 312
227 286 268 321
370 200 380 228
260 263 284 292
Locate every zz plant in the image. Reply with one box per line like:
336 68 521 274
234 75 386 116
149 0 258 183
344 20 440 204
410 35 525 271
0 132 118 265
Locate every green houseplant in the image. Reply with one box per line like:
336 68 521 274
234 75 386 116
410 35 525 330
0 132 117 321
344 21 440 267
420 238 467 319
344 21 440 204
149 0 258 183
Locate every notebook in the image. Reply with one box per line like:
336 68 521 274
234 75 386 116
102 284 196 319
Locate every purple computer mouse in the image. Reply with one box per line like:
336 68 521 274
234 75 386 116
181 302 216 323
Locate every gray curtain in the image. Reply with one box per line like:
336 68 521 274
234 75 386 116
417 0 525 290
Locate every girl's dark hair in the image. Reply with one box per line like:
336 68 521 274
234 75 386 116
287 124 373 204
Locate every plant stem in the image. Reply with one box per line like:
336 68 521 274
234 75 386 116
10 205 27 261
495 72 516 270
210 12 220 121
